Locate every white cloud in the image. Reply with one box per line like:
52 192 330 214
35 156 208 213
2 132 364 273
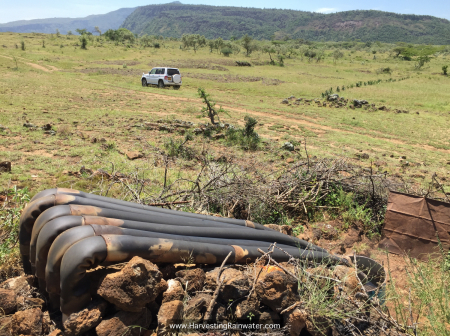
315 8 338 14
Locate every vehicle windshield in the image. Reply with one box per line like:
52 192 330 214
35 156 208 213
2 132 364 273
167 69 180 76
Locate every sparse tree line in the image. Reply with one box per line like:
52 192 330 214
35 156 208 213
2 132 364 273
15 28 450 72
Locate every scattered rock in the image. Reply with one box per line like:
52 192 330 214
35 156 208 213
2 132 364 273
205 268 250 301
255 270 299 313
286 158 294 164
159 125 173 132
281 99 289 104
175 268 205 294
282 142 294 151
355 153 369 160
10 308 44 336
63 299 107 336
183 293 212 323
314 222 339 240
258 308 281 329
96 308 152 336
126 151 144 160
97 256 167 312
1 275 33 296
333 265 361 293
378 106 387 111
264 224 293 236
162 279 185 303
0 289 16 315
23 123 37 128
212 133 225 140
343 228 362 248
283 308 307 336
41 124 52 131
48 329 63 336
327 94 339 102
16 296 45 311
157 300 184 334
234 292 259 320
0 162 11 173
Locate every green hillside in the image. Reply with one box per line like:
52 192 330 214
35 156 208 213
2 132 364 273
121 3 450 44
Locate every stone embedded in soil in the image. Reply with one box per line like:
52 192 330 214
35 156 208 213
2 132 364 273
234 292 260 320
343 228 362 248
48 329 63 336
126 151 144 160
162 279 184 303
258 308 281 328
0 161 11 173
255 270 299 313
1 275 33 296
63 299 108 336
211 303 227 323
97 256 167 312
16 296 45 311
157 300 184 334
333 265 362 293
0 288 16 315
183 293 212 324
10 308 46 336
264 224 293 236
283 308 307 336
96 308 152 336
0 316 12 336
175 268 205 293
205 267 250 301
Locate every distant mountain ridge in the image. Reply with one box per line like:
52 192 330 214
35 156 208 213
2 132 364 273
0 7 136 34
121 3 450 44
1 3 450 44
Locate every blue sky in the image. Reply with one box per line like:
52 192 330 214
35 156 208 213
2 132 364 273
1 0 449 23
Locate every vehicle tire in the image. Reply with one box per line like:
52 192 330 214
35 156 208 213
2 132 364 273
173 86 180 90
158 80 165 89
141 78 147 87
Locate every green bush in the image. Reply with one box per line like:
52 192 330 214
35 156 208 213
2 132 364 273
443 65 448 75
225 116 260 151
164 133 195 159
221 47 232 56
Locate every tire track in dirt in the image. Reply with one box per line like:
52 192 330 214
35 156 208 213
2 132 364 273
75 78 450 154
0 54 59 72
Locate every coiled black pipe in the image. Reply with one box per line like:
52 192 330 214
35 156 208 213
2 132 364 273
44 224 303 296
23 201 263 274
59 235 340 317
34 213 317 276
30 188 260 226
29 206 326 273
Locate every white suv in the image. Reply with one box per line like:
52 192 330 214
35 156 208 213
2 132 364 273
141 67 182 89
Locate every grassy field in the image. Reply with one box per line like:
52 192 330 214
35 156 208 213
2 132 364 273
1 33 449 198
0 32 450 194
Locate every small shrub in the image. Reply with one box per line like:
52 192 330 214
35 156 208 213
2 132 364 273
20 41 25 51
153 42 160 48
57 125 72 137
123 63 127 69
221 47 232 57
443 65 448 76
225 116 260 151
164 133 195 159
80 36 88 50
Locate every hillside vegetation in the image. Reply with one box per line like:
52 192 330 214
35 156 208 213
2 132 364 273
122 3 450 44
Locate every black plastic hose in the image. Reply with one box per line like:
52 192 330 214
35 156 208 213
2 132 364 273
43 224 302 295
59 235 339 316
